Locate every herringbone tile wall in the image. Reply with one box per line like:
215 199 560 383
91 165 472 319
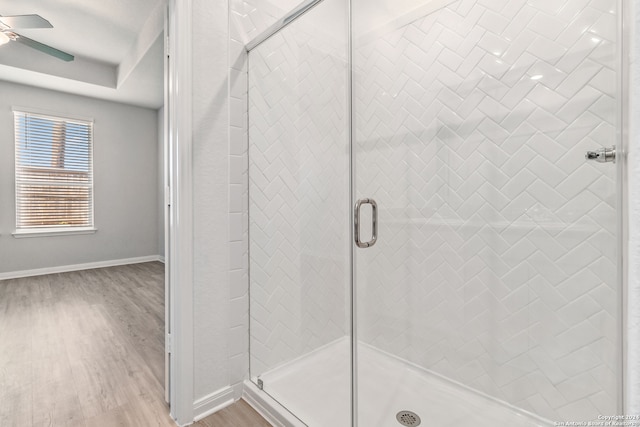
353 0 619 421
247 7 350 376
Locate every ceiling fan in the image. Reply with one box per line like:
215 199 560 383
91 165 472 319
0 14 74 62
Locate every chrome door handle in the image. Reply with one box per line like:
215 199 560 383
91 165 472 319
354 198 377 248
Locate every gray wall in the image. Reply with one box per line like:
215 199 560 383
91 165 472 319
0 81 160 274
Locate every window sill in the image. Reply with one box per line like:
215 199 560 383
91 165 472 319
12 227 98 238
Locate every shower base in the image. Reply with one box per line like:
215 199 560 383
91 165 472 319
248 338 551 427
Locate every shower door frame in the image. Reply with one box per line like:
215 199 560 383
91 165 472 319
619 0 630 415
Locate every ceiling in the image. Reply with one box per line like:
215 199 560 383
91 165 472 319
0 0 164 109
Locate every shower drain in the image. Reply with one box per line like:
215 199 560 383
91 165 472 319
396 410 421 426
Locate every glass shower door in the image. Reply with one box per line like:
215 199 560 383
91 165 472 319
247 0 350 425
352 0 621 426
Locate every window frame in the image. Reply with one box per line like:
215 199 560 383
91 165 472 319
12 106 97 238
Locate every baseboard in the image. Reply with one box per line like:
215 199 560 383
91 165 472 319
193 386 235 422
0 255 164 280
231 381 244 400
243 380 305 427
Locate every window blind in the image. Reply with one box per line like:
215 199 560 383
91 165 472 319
14 110 94 231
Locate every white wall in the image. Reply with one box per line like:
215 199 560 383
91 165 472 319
191 0 234 404
0 81 160 274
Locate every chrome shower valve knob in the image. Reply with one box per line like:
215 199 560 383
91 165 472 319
585 146 616 163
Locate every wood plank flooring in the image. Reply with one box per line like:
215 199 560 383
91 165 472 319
194 400 272 427
0 262 271 427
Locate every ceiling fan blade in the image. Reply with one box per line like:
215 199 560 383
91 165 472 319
14 34 74 62
0 14 53 29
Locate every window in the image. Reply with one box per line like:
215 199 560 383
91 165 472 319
13 109 94 235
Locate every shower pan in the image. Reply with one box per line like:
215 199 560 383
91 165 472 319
245 0 625 425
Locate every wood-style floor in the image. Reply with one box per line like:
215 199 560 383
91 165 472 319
194 400 272 427
0 262 270 427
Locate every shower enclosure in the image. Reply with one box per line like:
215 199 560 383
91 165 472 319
246 0 623 425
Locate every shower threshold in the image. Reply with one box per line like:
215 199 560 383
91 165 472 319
248 338 552 427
